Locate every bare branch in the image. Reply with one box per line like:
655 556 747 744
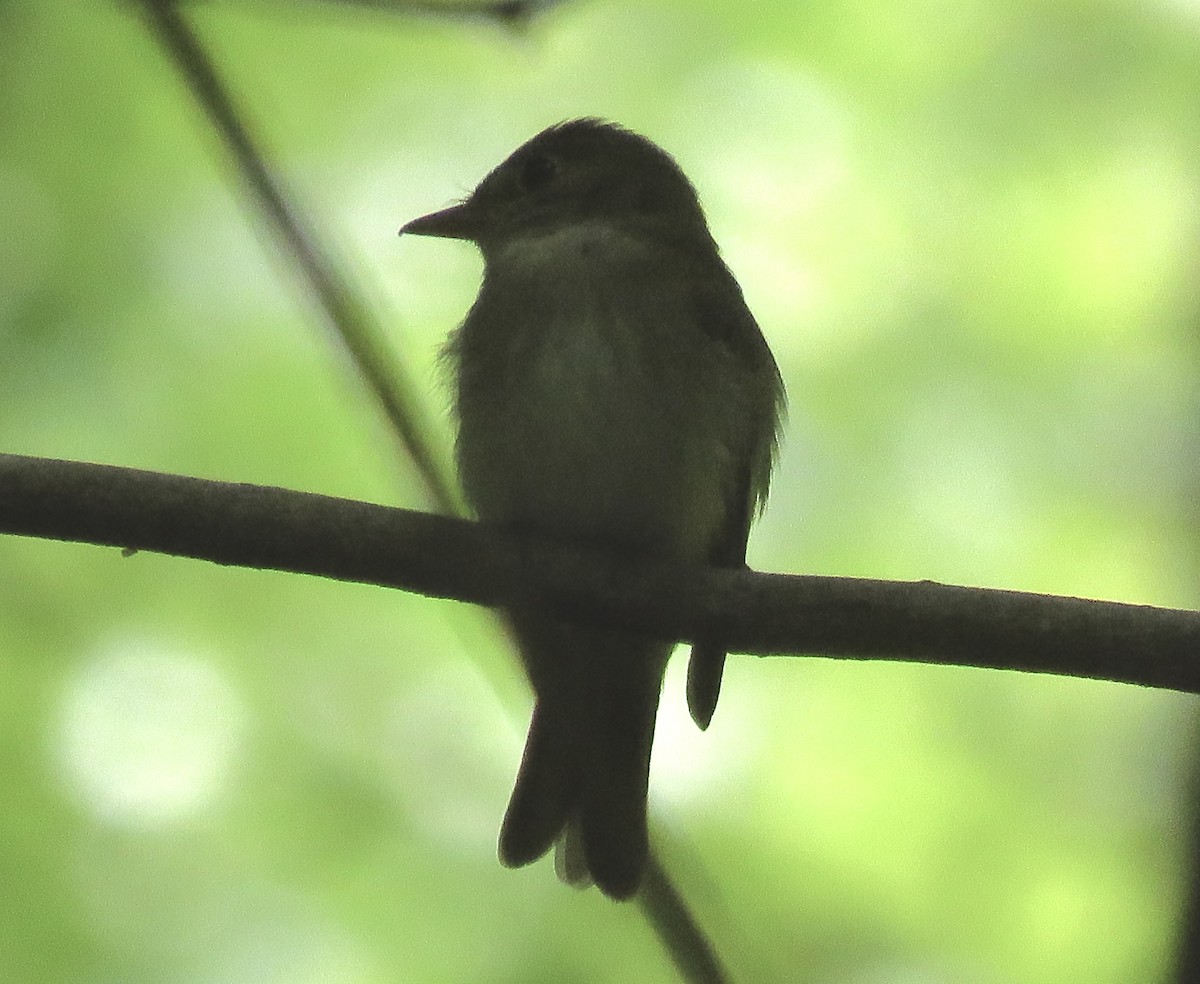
3 453 1198 693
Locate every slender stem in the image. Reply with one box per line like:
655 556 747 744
141 0 460 515
641 855 731 984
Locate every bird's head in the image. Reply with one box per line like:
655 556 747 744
400 119 709 253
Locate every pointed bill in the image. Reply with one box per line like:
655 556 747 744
399 201 481 241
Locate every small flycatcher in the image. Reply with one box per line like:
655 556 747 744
402 119 785 900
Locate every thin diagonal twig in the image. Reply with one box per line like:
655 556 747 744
641 855 731 984
142 0 460 515
135 5 732 982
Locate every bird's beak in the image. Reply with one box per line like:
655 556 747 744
399 201 481 241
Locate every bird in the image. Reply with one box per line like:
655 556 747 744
401 119 785 900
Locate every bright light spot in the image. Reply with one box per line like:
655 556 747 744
650 651 762 816
895 386 1028 576
385 663 515 851
1059 143 1194 335
56 639 246 827
681 59 905 360
1162 0 1200 22
197 914 373 984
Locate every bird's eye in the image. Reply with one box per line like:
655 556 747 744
517 153 558 192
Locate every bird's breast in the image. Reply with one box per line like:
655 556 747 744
454 225 738 554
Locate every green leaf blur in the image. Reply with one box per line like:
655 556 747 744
1 0 1196 981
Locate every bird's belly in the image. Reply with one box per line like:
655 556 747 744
458 317 730 558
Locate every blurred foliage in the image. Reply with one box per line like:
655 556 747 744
2 0 1199 981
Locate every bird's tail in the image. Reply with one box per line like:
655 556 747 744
498 620 668 900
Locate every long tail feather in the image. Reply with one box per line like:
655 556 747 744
499 702 575 868
499 613 669 900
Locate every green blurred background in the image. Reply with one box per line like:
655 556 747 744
2 0 1198 980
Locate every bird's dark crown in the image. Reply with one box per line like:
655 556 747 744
465 118 709 241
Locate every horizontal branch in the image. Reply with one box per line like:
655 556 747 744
2 453 1198 693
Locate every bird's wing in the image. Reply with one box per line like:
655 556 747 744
683 266 784 729
686 465 755 729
